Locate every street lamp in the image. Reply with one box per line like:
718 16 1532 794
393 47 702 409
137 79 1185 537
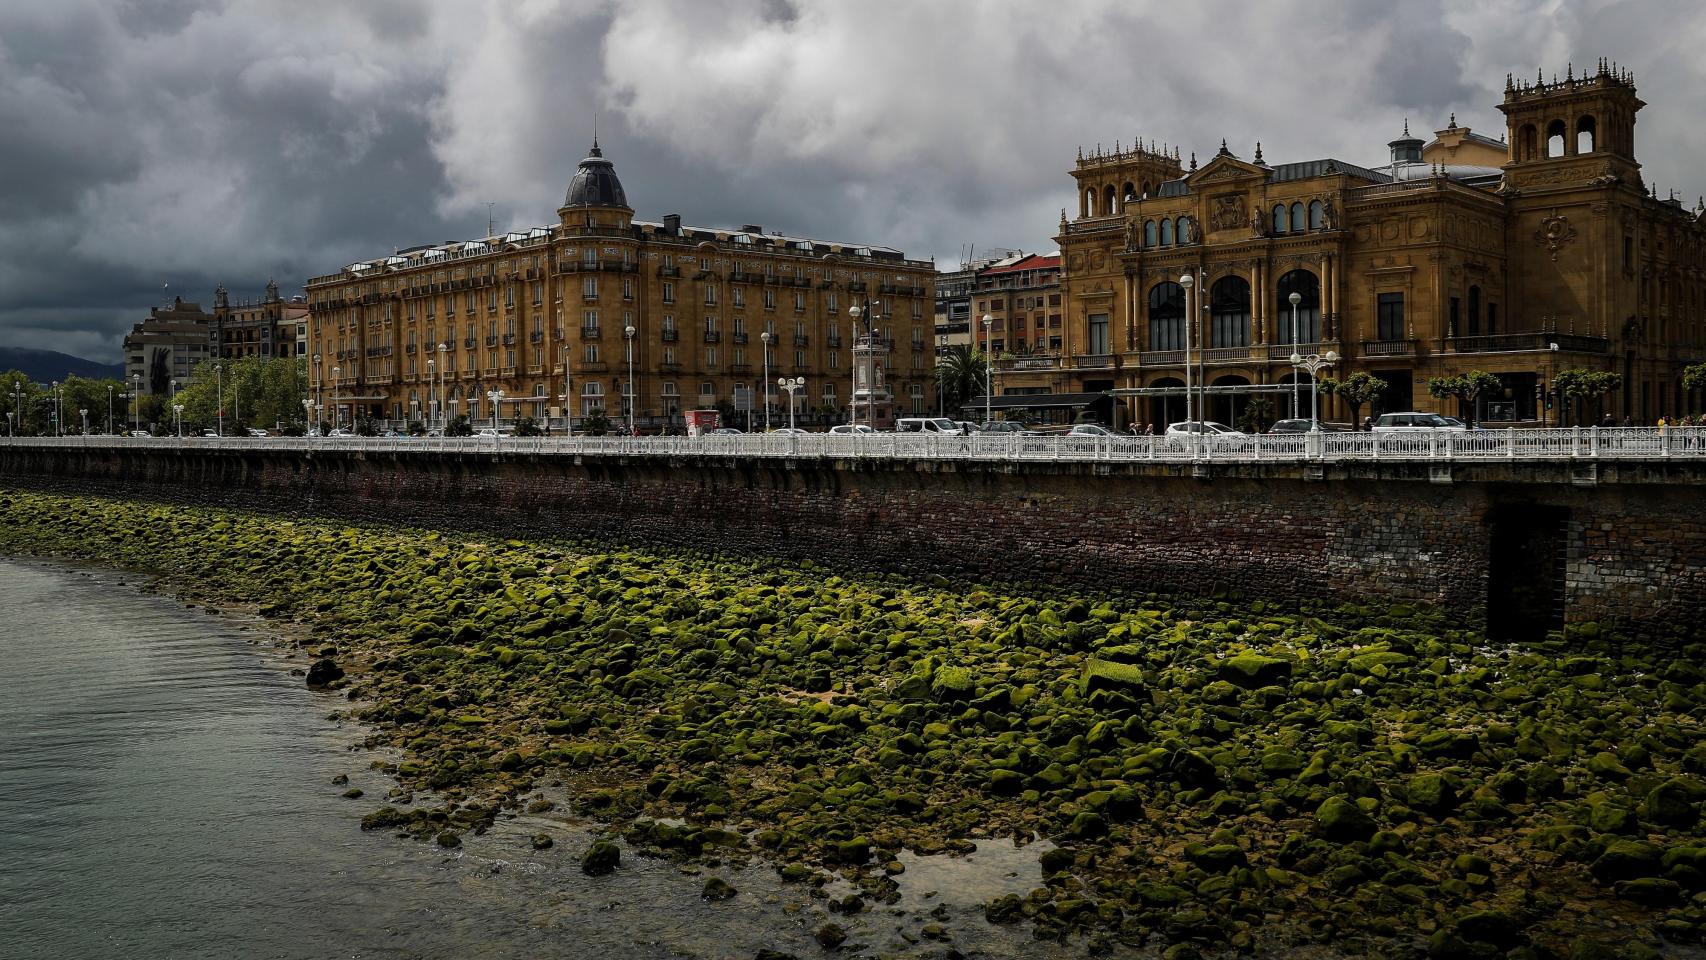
173 403 185 437
937 333 947 417
330 366 340 429
847 299 883 431
426 358 436 431
760 330 773 432
51 381 59 436
1288 349 1340 432
4 412 12 436
486 388 504 431
623 324 636 436
214 362 224 437
303 398 315 436
1177 274 1195 430
1288 291 1303 420
778 376 804 432
980 314 993 427
312 353 323 429
79 408 88 435
131 374 141 433
107 385 115 434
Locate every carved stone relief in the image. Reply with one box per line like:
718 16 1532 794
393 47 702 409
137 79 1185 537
1536 210 1577 262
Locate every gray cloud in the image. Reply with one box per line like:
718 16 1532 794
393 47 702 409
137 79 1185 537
1 0 1703 363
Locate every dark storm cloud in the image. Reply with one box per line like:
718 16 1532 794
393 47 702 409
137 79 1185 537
2 0 1704 363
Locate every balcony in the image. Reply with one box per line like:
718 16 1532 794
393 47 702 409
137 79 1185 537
1268 341 1334 361
1361 339 1418 358
1140 349 1185 366
732 332 749 344
999 355 1062 371
529 331 543 343
463 337 477 348
404 344 416 354
599 261 638 273
731 363 752 374
485 336 498 347
658 265 681 277
827 335 843 347
1203 347 1251 364
499 366 516 378
660 361 682 373
1448 332 1610 355
581 361 609 372
581 326 602 339
1072 353 1114 370
661 328 679 342
703 330 721 343
794 335 809 347
527 365 543 375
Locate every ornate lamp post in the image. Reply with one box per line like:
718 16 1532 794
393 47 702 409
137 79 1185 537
303 398 315 435
1177 274 1195 429
847 299 884 431
50 380 59 436
486 388 504 432
778 376 805 432
980 314 993 426
330 366 340 430
937 333 947 417
131 374 141 433
173 403 185 437
214 362 224 437
1288 348 1340 432
760 330 773 432
623 324 636 436
107 385 115 434
1289 291 1303 420
79 408 88 435
426 357 436 431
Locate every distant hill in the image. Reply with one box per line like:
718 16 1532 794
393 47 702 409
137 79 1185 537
0 347 124 383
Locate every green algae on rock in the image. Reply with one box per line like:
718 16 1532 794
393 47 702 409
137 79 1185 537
2 488 1705 957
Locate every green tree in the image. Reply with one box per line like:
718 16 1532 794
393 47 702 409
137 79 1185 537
170 356 309 434
512 415 541 437
583 406 612 436
1551 369 1623 426
1234 396 1276 434
934 345 990 418
1683 363 1706 412
0 371 45 435
445 415 473 437
1425 370 1503 426
1321 371 1388 428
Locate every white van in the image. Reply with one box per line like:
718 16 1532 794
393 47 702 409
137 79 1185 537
895 417 962 434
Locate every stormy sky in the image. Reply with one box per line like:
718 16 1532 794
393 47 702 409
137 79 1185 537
3 0 1703 363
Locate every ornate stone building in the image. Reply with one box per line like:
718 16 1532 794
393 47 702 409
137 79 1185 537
304 144 935 430
1054 62 1706 428
122 297 215 397
213 279 309 361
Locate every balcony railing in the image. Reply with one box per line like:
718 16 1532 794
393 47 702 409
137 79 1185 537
794 335 809 347
703 331 721 343
1203 347 1251 364
581 327 602 339
1448 333 1610 355
661 329 679 342
1139 349 1185 366
1269 341 1334 361
732 332 749 344
1361 339 1417 358
1073 353 1115 369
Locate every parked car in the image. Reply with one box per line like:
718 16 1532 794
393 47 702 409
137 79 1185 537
246 427 269 437
1165 421 1250 450
476 427 510 438
1068 423 1116 437
954 421 982 434
828 424 876 435
1371 412 1468 433
325 428 354 438
979 420 1027 434
1268 419 1351 434
710 427 744 435
895 417 961 434
769 427 810 435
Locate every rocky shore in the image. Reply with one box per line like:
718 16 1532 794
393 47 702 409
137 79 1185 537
1 488 1703 959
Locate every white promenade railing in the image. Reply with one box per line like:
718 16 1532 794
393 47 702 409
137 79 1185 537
3 427 1706 464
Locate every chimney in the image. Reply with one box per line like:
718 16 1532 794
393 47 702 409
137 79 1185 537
663 214 681 234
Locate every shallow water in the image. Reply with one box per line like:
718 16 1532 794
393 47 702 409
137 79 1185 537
0 559 1079 959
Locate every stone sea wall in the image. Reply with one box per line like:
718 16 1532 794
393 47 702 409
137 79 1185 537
2 444 1704 638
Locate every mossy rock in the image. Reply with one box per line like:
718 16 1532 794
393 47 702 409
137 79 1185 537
1315 795 1376 842
1405 772 1459 814
581 839 621 876
701 877 737 901
1642 778 1704 828
1216 652 1291 689
1589 839 1662 884
1081 658 1145 695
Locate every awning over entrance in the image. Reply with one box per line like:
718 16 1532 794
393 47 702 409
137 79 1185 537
960 392 1114 426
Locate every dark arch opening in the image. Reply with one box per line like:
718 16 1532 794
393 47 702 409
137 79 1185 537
1546 119 1566 158
1149 377 1184 433
1147 281 1185 350
1276 269 1321 345
1209 276 1251 347
1576 115 1596 153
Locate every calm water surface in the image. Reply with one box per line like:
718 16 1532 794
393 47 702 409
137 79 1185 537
0 559 1067 960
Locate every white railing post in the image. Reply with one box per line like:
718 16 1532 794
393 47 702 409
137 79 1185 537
1506 428 1516 459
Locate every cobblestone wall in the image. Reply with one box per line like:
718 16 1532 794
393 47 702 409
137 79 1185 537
2 446 1702 638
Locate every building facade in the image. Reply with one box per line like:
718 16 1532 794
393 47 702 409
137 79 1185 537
214 279 310 361
304 144 935 431
122 297 215 396
1052 62 1705 428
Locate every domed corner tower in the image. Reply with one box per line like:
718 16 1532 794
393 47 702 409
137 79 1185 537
558 140 635 233
1498 60 1644 191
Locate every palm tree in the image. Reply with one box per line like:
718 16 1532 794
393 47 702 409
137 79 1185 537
935 346 990 418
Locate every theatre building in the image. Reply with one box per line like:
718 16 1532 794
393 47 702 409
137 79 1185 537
1048 62 1706 427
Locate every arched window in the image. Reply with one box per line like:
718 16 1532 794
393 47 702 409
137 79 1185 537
1308 200 1325 230
1290 202 1305 233
1576 115 1596 154
1160 218 1174 246
1546 119 1566 158
1209 276 1252 347
1468 285 1482 335
1084 188 1097 217
1518 124 1538 162
1276 269 1321 345
1140 181 1153 198
1103 185 1117 215
1272 204 1287 235
1147 282 1186 351
1177 217 1193 243
1122 182 1137 207
1143 220 1158 248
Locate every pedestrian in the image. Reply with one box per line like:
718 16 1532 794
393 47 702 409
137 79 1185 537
1600 413 1615 428
1622 415 1633 428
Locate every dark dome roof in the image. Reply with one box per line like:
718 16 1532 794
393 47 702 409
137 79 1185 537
563 142 628 209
